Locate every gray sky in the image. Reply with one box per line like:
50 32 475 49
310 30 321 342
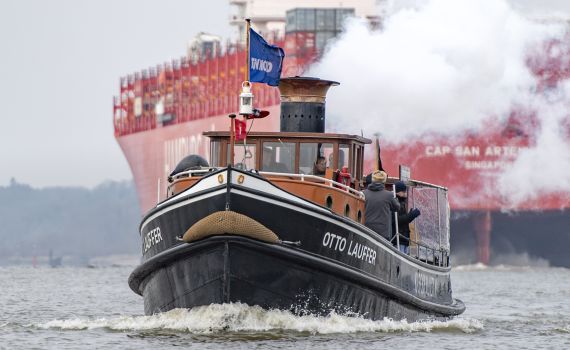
0 0 569 188
0 0 232 188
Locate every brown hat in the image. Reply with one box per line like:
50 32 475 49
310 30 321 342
372 170 387 183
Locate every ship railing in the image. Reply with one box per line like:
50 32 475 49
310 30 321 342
392 233 450 267
169 167 221 182
169 167 365 198
258 171 365 199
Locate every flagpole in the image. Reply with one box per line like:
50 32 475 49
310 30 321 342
245 18 251 83
243 18 251 146
229 114 236 166
373 133 380 172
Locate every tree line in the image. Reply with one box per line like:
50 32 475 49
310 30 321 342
0 178 141 263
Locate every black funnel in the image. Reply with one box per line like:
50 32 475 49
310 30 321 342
278 77 339 133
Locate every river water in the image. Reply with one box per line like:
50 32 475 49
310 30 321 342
1 262 568 349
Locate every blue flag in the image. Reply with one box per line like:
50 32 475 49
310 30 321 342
249 28 285 86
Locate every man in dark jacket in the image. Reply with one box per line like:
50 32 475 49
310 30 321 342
364 171 400 240
394 181 421 254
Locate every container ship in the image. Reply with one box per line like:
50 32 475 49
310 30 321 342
114 0 570 267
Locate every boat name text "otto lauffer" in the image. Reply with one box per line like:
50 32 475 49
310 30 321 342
322 232 377 265
143 227 163 253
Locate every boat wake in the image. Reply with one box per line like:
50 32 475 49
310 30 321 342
453 263 490 271
454 262 565 272
38 303 482 334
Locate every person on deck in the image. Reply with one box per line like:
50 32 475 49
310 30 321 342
364 171 400 241
394 181 421 254
313 156 327 176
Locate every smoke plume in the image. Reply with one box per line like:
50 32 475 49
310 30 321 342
310 0 570 207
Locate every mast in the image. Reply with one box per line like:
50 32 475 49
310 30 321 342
245 18 251 82
232 18 252 166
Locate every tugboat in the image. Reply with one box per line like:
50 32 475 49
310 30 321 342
128 75 465 321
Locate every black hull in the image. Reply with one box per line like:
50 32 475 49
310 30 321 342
130 168 464 320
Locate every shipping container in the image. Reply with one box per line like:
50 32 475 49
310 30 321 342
286 8 316 32
336 8 355 31
286 8 355 33
315 31 339 52
285 31 316 58
316 9 336 31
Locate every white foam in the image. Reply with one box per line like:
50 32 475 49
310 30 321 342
37 303 483 334
453 263 489 271
454 263 559 272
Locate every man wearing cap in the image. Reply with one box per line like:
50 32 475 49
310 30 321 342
363 171 400 240
394 181 421 254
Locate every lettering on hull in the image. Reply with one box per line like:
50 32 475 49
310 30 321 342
322 232 377 266
143 227 163 253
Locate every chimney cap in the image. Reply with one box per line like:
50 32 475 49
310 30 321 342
278 76 339 104
280 76 339 86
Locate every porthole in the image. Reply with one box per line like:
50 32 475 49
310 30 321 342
344 203 350 217
357 210 362 223
325 195 333 209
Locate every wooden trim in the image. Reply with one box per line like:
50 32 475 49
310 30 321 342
204 131 372 144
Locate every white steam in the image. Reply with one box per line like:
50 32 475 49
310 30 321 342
497 88 570 206
310 0 570 207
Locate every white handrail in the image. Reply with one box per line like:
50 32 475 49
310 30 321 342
172 167 364 198
259 171 365 199
171 168 445 197
170 167 221 181
387 176 448 191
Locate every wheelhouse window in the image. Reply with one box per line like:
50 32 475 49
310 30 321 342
354 145 363 180
262 142 295 173
210 140 221 167
339 144 350 170
299 143 333 176
227 143 256 170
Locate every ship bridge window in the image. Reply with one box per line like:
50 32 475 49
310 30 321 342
354 145 363 181
262 142 295 173
227 143 256 170
210 140 221 167
299 143 333 176
338 144 350 170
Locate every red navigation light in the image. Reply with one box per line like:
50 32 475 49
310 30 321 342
245 109 270 119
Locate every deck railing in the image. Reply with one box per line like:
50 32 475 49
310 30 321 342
170 168 364 198
391 233 450 267
258 171 365 199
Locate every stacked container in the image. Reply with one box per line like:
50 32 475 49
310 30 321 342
285 8 354 57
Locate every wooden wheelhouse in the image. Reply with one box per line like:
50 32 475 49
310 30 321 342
168 131 371 223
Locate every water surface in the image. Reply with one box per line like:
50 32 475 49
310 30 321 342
1 263 568 349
